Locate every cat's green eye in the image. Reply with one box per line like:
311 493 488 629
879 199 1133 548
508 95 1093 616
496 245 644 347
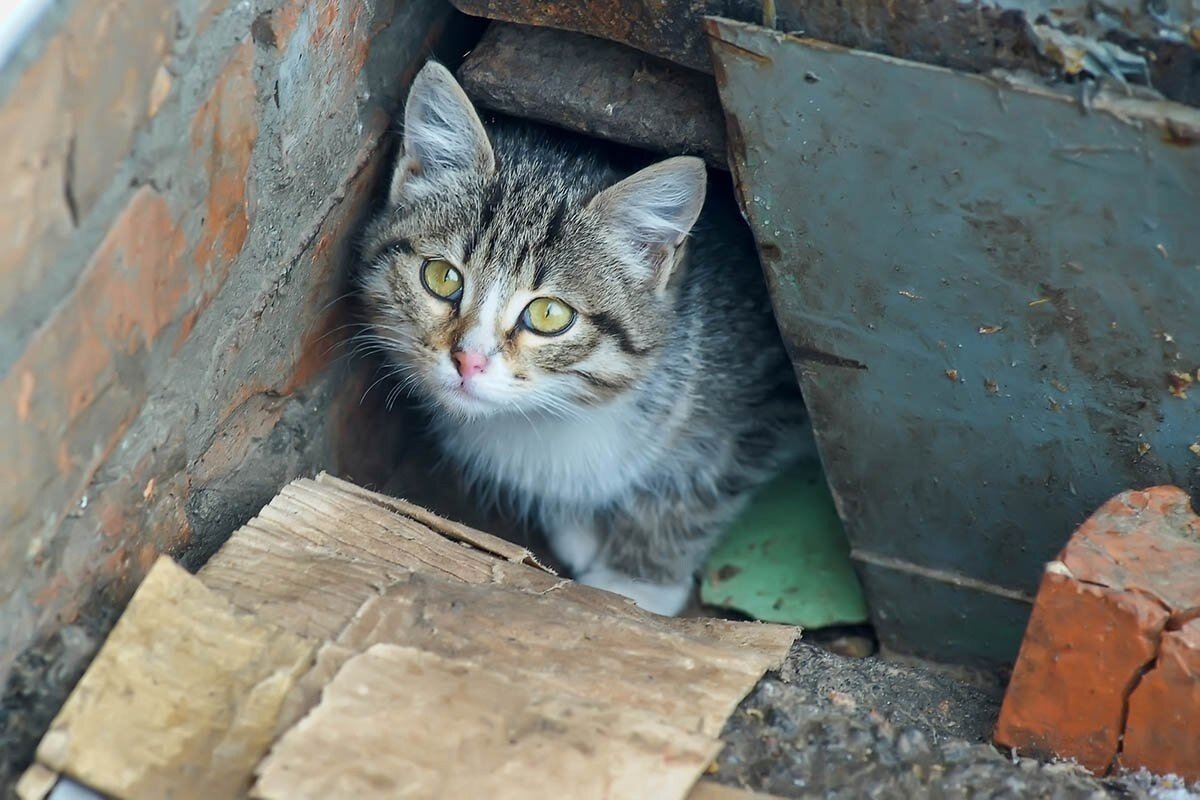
522 297 576 336
421 258 463 301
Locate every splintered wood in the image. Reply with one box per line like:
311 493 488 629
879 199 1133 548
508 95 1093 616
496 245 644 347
19 474 798 800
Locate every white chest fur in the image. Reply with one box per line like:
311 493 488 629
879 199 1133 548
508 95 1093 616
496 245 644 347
438 396 667 511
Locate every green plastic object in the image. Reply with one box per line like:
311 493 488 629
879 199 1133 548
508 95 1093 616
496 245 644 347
701 460 869 628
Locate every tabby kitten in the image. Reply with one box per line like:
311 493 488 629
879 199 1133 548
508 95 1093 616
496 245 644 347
360 61 809 615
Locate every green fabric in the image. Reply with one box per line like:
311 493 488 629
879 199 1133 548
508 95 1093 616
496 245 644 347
701 461 869 627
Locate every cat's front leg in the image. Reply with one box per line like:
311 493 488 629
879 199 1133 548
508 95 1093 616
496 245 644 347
570 501 727 616
541 510 696 616
542 517 601 576
573 563 694 616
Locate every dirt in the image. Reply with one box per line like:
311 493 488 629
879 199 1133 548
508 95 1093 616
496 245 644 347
714 640 1199 799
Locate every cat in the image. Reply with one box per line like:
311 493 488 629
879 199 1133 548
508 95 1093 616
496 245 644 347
359 61 811 615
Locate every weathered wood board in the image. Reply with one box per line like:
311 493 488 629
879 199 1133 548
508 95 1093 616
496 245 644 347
458 22 728 168
19 474 797 800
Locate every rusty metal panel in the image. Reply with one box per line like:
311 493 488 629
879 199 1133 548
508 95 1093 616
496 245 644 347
707 17 1200 666
449 0 1200 107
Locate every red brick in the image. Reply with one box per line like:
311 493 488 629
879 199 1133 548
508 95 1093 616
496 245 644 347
1059 486 1200 612
1122 620 1200 782
0 187 186 639
994 486 1200 777
190 39 258 282
62 0 176 215
994 571 1168 771
0 39 73 300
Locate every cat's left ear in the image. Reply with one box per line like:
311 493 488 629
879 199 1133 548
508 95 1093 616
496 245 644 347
390 61 495 204
587 156 706 292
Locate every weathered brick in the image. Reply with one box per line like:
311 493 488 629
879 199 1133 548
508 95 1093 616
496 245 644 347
1058 486 1200 611
61 0 176 216
0 39 73 320
993 571 1168 772
0 0 175 372
275 0 374 167
203 117 388 425
0 188 185 504
189 38 258 286
0 185 187 668
1122 619 1200 782
994 486 1200 777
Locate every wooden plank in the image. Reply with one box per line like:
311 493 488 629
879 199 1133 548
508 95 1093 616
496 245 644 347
253 644 720 800
26 559 315 800
24 477 799 799
458 23 728 168
202 476 797 664
332 572 782 737
314 472 546 568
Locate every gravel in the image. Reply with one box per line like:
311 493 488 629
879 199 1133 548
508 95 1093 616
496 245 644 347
714 642 1200 799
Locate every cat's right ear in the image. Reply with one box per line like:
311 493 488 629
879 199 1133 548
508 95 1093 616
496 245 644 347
587 156 706 292
390 61 495 204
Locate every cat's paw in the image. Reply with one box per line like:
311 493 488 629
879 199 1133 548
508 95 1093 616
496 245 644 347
545 525 600 574
574 565 692 616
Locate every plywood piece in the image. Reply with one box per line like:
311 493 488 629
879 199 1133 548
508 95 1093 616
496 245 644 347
706 16 1200 665
335 572 786 737
253 644 721 800
30 558 315 800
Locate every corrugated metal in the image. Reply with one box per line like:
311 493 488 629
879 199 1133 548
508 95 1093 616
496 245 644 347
707 17 1200 665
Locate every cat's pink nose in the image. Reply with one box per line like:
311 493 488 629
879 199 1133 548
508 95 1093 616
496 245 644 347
451 350 488 378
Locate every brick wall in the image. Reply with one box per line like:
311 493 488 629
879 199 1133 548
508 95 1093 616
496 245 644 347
0 0 459 784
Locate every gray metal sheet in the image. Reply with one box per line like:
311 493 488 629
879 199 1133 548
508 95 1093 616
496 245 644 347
707 17 1200 665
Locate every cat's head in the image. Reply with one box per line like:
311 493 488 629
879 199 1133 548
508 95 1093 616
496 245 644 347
360 61 706 421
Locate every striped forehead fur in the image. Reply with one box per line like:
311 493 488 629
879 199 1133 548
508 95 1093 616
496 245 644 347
360 118 692 411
